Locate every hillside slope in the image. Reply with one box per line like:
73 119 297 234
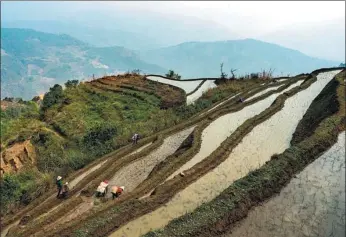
0 28 166 99
141 39 337 78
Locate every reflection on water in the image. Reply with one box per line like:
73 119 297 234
225 132 345 237
108 70 341 237
168 80 303 180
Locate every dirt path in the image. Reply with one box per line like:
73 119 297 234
167 80 303 180
109 70 340 237
224 132 345 237
106 127 195 197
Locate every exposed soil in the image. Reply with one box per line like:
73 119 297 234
0 140 36 175
146 76 202 94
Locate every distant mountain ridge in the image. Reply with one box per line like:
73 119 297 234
1 28 339 99
141 39 338 78
1 28 166 99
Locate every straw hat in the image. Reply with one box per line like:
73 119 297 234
65 182 69 185
120 186 125 191
57 176 62 180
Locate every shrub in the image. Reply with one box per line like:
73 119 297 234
65 80 79 88
165 70 181 80
82 122 117 152
41 84 64 110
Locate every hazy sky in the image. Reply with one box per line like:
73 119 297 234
2 1 345 37
1 1 345 61
112 1 345 35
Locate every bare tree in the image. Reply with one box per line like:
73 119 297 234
229 68 237 80
220 63 228 79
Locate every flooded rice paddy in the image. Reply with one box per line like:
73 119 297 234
168 80 303 180
107 126 195 196
225 132 345 237
187 80 217 105
109 70 340 237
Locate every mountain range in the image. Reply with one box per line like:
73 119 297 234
0 27 340 99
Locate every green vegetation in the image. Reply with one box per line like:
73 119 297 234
0 71 262 217
165 70 181 80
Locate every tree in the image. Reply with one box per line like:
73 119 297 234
165 70 181 80
220 63 227 79
64 80 79 88
340 63 346 67
41 84 64 110
229 69 237 80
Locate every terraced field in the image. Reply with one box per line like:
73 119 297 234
2 68 345 237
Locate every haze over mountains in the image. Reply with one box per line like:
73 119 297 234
1 1 344 99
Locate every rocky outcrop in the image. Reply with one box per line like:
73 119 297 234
0 141 36 176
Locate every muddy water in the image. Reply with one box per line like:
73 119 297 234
106 127 195 197
187 80 217 105
109 70 340 237
146 76 202 94
225 132 345 237
245 85 281 101
167 80 303 180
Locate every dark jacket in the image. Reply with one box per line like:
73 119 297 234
56 179 63 189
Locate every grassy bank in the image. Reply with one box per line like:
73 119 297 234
142 70 345 237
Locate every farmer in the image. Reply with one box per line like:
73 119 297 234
56 176 63 198
132 133 140 144
96 180 109 197
238 97 244 103
111 186 125 200
61 182 70 199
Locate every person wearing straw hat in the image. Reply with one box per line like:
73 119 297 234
56 176 63 198
111 186 125 200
